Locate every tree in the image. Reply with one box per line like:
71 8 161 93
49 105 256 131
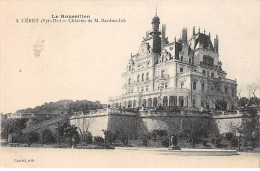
240 108 259 146
42 129 55 144
180 118 212 147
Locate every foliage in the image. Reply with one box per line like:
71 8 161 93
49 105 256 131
102 129 118 145
28 131 40 145
1 118 28 138
161 138 170 147
150 129 168 142
42 129 55 144
84 131 93 144
238 97 260 108
240 108 259 143
16 99 105 115
225 132 234 141
93 136 104 144
179 118 212 147
230 137 238 147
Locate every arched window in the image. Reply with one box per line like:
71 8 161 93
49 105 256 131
137 74 140 82
142 73 144 81
146 72 149 81
180 68 183 73
211 72 214 78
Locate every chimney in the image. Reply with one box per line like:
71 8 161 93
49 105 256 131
214 35 219 53
162 24 166 39
182 28 187 42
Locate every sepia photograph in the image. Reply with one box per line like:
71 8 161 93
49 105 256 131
0 0 259 168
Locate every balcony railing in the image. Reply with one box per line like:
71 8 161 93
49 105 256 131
109 87 190 101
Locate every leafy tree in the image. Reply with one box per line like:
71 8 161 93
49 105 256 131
94 136 104 144
27 131 40 146
42 129 55 144
180 118 212 147
240 108 259 146
225 132 234 141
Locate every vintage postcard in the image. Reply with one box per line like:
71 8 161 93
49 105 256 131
0 0 259 168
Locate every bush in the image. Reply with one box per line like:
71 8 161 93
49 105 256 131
42 129 55 144
162 138 169 147
230 137 238 147
28 131 40 145
85 132 93 144
225 132 234 141
94 136 104 144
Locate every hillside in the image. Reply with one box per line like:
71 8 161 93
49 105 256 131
16 99 105 115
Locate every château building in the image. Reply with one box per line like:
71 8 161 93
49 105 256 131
109 12 237 111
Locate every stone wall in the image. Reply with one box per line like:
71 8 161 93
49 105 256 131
69 110 247 141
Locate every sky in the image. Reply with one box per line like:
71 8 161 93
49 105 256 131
0 0 259 113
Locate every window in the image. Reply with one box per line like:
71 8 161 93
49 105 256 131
225 87 228 93
142 73 144 81
161 70 165 78
137 74 140 82
165 83 168 89
232 89 235 97
181 82 184 89
189 58 191 64
193 82 196 90
141 86 144 92
180 68 183 73
201 100 204 107
146 72 149 81
181 56 183 61
203 70 206 76
137 87 139 92
201 83 205 91
192 99 196 107
146 85 149 91
128 78 131 85
207 71 209 77
211 72 214 78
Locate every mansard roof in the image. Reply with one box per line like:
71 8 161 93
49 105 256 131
194 33 214 51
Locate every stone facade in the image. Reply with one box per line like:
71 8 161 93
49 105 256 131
109 13 237 111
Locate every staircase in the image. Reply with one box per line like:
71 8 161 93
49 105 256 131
21 114 69 134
